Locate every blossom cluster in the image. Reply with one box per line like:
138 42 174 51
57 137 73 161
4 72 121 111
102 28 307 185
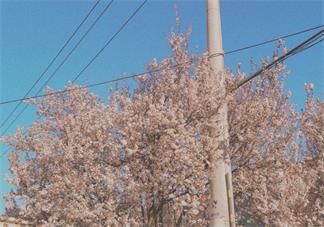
2 29 323 226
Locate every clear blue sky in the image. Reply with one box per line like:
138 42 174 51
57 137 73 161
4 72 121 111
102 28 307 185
0 0 323 214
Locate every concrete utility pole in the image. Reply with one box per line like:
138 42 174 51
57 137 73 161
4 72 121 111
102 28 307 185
207 0 235 226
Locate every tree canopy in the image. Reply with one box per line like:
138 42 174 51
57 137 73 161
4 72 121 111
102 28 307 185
2 29 323 226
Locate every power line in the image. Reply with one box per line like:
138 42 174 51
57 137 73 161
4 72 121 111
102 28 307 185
1 27 322 107
1 31 323 158
1 0 146 136
0 0 101 130
0 0 115 136
294 38 323 54
0 60 192 158
0 60 193 105
0 27 322 138
209 24 324 58
1 25 321 110
1 28 322 106
1 0 147 136
72 0 148 83
235 30 323 89
234 29 324 90
289 32 324 57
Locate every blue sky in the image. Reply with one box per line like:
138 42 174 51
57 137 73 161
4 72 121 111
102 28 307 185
0 0 323 214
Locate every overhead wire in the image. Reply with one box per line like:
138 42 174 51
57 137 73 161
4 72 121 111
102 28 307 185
293 37 323 54
0 0 147 136
0 0 115 135
72 0 148 83
0 60 193 105
0 0 148 157
289 34 324 57
0 27 322 156
2 24 322 107
1 27 322 106
0 0 101 130
209 24 324 58
234 29 324 90
0 60 195 158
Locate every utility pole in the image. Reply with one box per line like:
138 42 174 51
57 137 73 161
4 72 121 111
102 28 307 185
207 0 235 226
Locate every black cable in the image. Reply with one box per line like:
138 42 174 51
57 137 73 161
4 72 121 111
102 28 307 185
235 29 324 90
210 24 324 58
0 0 114 136
2 30 322 106
1 28 322 107
0 60 193 158
1 30 322 105
236 30 323 89
0 60 193 105
1 0 147 136
72 0 148 83
293 38 323 55
1 33 323 157
0 23 321 138
0 0 101 130
290 34 323 57
2 24 322 107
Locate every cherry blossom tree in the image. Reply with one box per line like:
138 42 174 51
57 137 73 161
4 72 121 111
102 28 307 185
296 84 323 226
1 29 322 226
